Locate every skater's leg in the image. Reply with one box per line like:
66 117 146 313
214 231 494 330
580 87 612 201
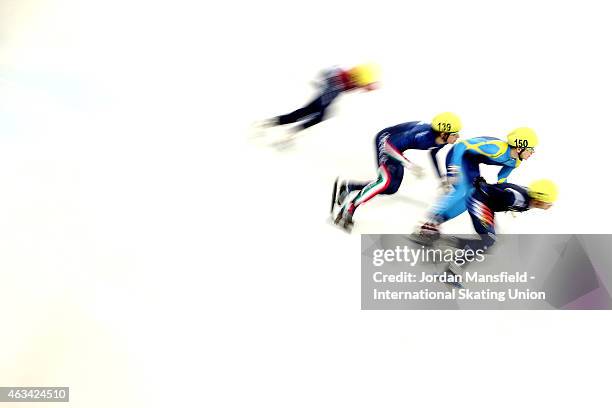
463 190 497 252
346 181 369 192
339 131 404 217
334 130 404 231
296 89 338 130
339 162 403 218
276 81 340 127
332 179 370 210
432 180 472 222
430 161 480 223
334 163 398 231
276 96 324 126
299 110 326 129
416 179 471 240
290 81 342 129
441 190 496 283
336 131 395 202
414 162 477 242
334 130 395 210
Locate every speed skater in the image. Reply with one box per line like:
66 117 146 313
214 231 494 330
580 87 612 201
442 177 558 284
256 63 379 137
332 112 462 232
417 127 540 239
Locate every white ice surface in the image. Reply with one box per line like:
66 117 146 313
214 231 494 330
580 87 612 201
1 1 612 407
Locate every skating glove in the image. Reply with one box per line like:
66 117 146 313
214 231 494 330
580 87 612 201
410 164 425 179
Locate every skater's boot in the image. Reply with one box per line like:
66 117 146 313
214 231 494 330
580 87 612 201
331 178 340 214
339 212 354 233
331 178 350 214
336 180 349 206
330 177 349 212
271 126 299 151
251 117 279 139
256 117 278 129
334 203 355 233
409 220 441 246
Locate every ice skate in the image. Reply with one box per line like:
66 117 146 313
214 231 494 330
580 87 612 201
330 178 350 214
330 178 339 214
407 222 441 246
250 118 277 139
336 215 354 233
270 126 298 151
336 181 349 206
333 204 354 233
255 117 277 129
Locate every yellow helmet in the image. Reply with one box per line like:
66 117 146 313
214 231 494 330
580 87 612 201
349 63 380 87
507 127 538 149
431 112 462 133
528 179 558 203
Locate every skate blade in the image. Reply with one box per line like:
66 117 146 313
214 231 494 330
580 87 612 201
404 233 438 247
330 177 339 214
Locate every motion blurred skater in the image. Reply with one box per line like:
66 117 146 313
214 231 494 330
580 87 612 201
442 177 558 285
256 63 380 140
416 127 539 240
331 112 462 232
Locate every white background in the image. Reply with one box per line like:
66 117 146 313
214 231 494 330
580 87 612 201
1 1 611 407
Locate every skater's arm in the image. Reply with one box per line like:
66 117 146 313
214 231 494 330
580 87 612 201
496 165 514 184
446 141 467 170
429 147 444 179
445 141 467 181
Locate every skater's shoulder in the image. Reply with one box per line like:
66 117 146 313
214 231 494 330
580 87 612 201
404 121 434 135
319 66 344 79
463 135 503 143
413 121 433 132
461 136 509 157
385 121 422 135
322 65 342 73
391 120 421 128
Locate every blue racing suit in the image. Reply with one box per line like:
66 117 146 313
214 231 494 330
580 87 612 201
433 137 521 222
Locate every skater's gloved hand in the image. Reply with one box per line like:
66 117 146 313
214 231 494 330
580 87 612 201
410 164 425 179
440 179 454 193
